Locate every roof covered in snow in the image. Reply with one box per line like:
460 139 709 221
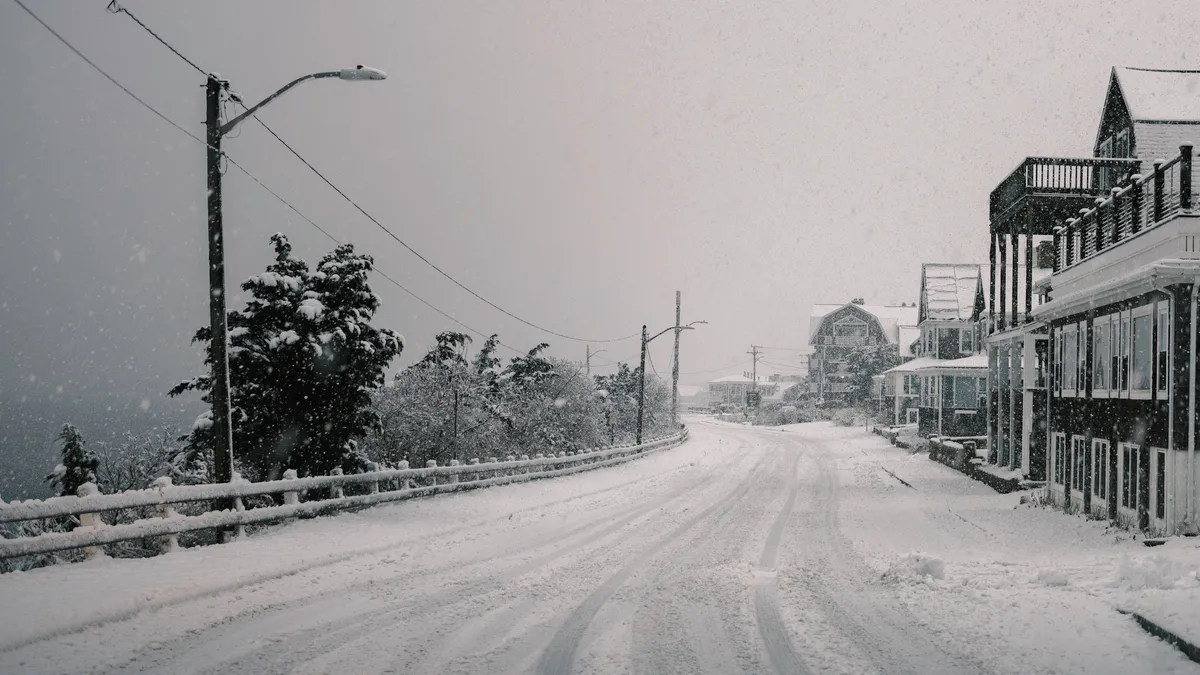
914 353 989 372
1112 67 1200 123
708 373 775 385
920 263 982 323
808 302 919 344
882 356 942 375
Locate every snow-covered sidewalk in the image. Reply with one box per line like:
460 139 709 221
808 422 1200 663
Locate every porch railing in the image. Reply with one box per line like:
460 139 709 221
990 157 1141 223
1054 145 1194 272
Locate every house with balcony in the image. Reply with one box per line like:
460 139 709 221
989 66 1200 535
880 264 987 434
808 300 918 402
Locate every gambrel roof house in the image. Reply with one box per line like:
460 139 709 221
808 303 918 346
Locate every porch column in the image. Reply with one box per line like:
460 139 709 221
999 235 1008 331
989 233 997 333
1025 232 1034 321
987 345 998 464
1011 231 1020 327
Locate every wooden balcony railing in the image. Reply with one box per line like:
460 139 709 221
1054 145 1194 273
990 157 1141 223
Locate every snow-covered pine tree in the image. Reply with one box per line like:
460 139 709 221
45 423 98 497
172 235 403 481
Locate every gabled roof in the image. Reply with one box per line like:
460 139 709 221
1111 67 1200 123
808 302 918 343
920 263 983 323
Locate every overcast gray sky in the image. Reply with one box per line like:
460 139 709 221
2 0 1197 417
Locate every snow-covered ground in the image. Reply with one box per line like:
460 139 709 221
0 419 1197 674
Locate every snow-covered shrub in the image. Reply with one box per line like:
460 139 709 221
44 424 98 498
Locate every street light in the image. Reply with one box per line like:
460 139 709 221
637 319 706 445
204 66 386 490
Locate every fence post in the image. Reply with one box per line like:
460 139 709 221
505 455 515 477
426 460 438 487
1181 145 1193 211
448 459 460 484
281 469 299 524
330 467 344 499
487 457 499 478
76 482 106 560
366 462 379 494
397 460 410 490
1153 160 1164 222
150 476 179 554
468 457 480 482
521 454 531 474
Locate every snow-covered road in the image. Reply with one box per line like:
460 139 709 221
2 419 1198 674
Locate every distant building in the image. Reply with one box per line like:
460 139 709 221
807 301 918 401
707 373 779 406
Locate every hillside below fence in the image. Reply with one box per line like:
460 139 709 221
0 428 689 564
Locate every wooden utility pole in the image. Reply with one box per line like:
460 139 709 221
637 325 648 445
205 75 234 492
671 291 682 425
747 345 763 388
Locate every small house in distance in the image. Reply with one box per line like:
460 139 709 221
707 374 778 407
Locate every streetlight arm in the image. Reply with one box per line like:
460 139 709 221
219 71 339 136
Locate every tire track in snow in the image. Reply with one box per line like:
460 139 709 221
535 451 773 675
753 445 813 675
127 441 747 675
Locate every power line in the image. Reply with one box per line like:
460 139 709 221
646 349 659 377
15 0 523 356
244 110 638 345
104 0 638 346
679 359 751 376
105 1 205 76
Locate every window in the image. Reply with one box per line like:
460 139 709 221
1056 329 1065 389
903 374 920 396
1115 129 1130 158
1119 314 1130 392
1071 436 1087 492
924 328 935 356
1155 449 1166 520
1121 443 1140 510
1093 439 1109 500
941 375 954 409
960 327 975 354
977 376 987 408
1093 318 1109 392
940 327 960 358
953 376 977 408
1157 305 1170 393
1062 326 1078 392
1131 310 1152 392
1053 434 1066 486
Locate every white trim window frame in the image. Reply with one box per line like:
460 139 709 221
1092 438 1109 504
1052 432 1067 487
1151 447 1167 527
1071 435 1088 494
960 325 975 354
1093 315 1110 397
1061 323 1079 397
1119 442 1141 515
1129 305 1154 399
1156 303 1170 396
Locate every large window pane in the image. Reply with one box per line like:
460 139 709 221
953 376 976 408
1132 314 1151 391
1093 320 1109 390
1158 307 1169 392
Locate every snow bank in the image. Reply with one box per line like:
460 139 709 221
1110 554 1199 591
881 552 945 582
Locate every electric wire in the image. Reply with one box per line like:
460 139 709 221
14 0 523 355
